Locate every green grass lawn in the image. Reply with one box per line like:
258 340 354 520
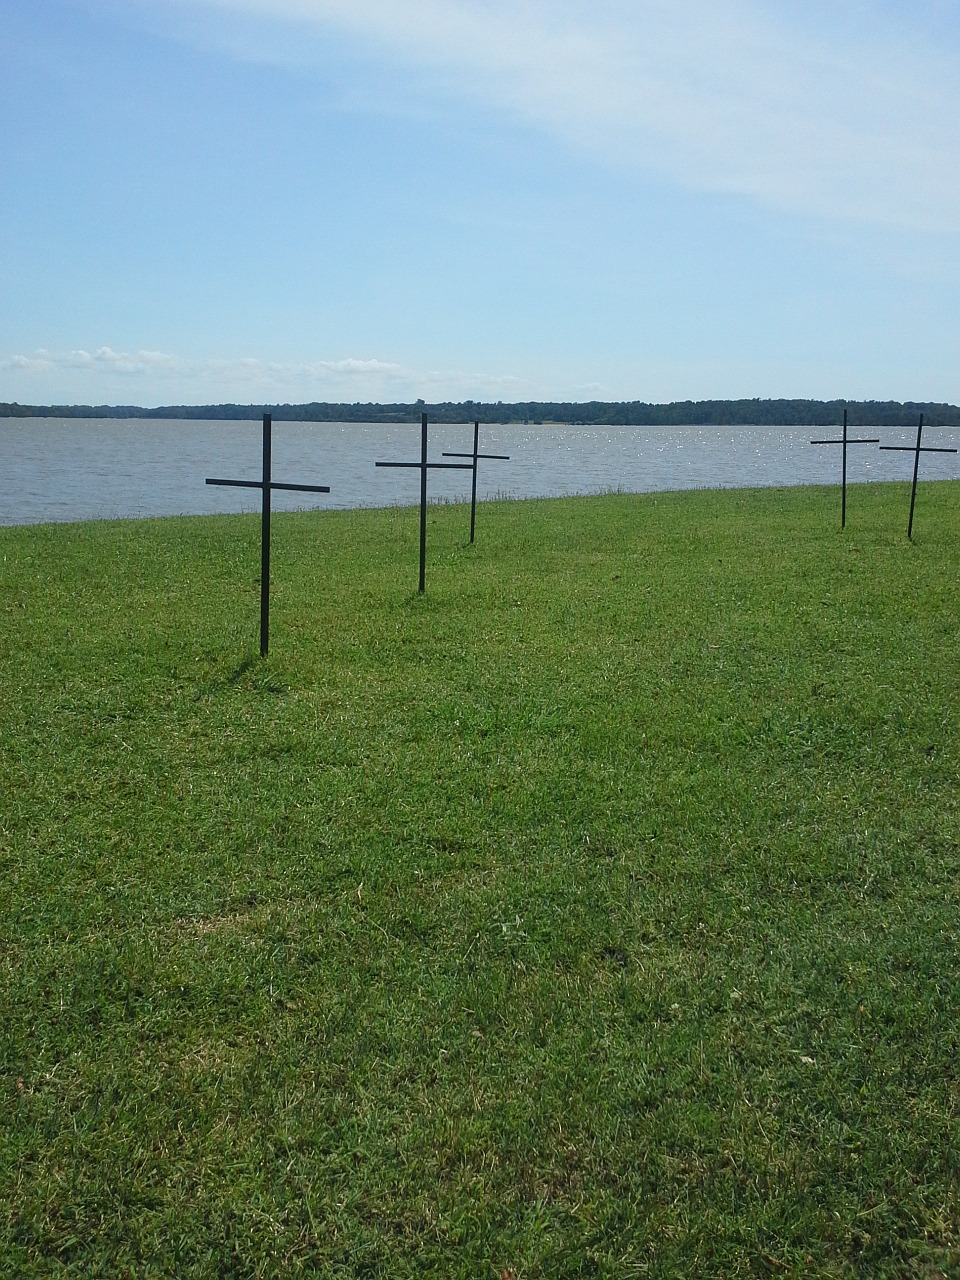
2 481 959 1278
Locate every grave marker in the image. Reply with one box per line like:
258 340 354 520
879 414 957 540
442 420 510 542
810 408 879 528
376 413 473 592
206 412 330 656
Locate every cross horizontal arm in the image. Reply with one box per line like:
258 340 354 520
375 461 474 470
810 438 879 445
206 477 262 489
880 445 958 453
441 451 512 460
207 477 331 492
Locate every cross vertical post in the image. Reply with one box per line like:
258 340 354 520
469 421 479 543
260 412 272 656
206 412 331 656
909 415 923 539
879 414 958 540
810 408 879 529
375 412 474 592
842 410 848 527
442 420 510 543
419 413 429 593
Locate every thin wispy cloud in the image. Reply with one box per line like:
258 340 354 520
144 0 960 233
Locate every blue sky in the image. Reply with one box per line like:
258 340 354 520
3 0 960 407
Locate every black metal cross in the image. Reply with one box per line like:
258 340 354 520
879 414 957 540
375 412 473 592
206 412 330 656
442 420 510 543
810 408 880 529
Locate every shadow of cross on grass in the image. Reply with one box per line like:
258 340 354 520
880 413 958 540
206 412 331 657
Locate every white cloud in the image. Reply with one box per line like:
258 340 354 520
139 0 960 233
3 347 178 375
0 347 530 403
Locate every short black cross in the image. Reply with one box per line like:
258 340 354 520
810 408 879 529
442 420 510 543
879 413 957 540
375 412 473 593
206 412 330 656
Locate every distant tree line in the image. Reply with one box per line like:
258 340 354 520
3 397 960 426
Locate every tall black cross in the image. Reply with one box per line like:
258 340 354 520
811 408 879 528
880 414 958 540
375 412 473 593
206 412 330 656
442 420 510 543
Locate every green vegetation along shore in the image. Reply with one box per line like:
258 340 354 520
3 396 960 427
2 482 959 1277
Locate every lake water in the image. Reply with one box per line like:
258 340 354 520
2 417 959 526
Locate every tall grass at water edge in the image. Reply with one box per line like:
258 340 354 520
1 481 959 1278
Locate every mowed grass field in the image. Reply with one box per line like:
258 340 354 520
1 481 959 1278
